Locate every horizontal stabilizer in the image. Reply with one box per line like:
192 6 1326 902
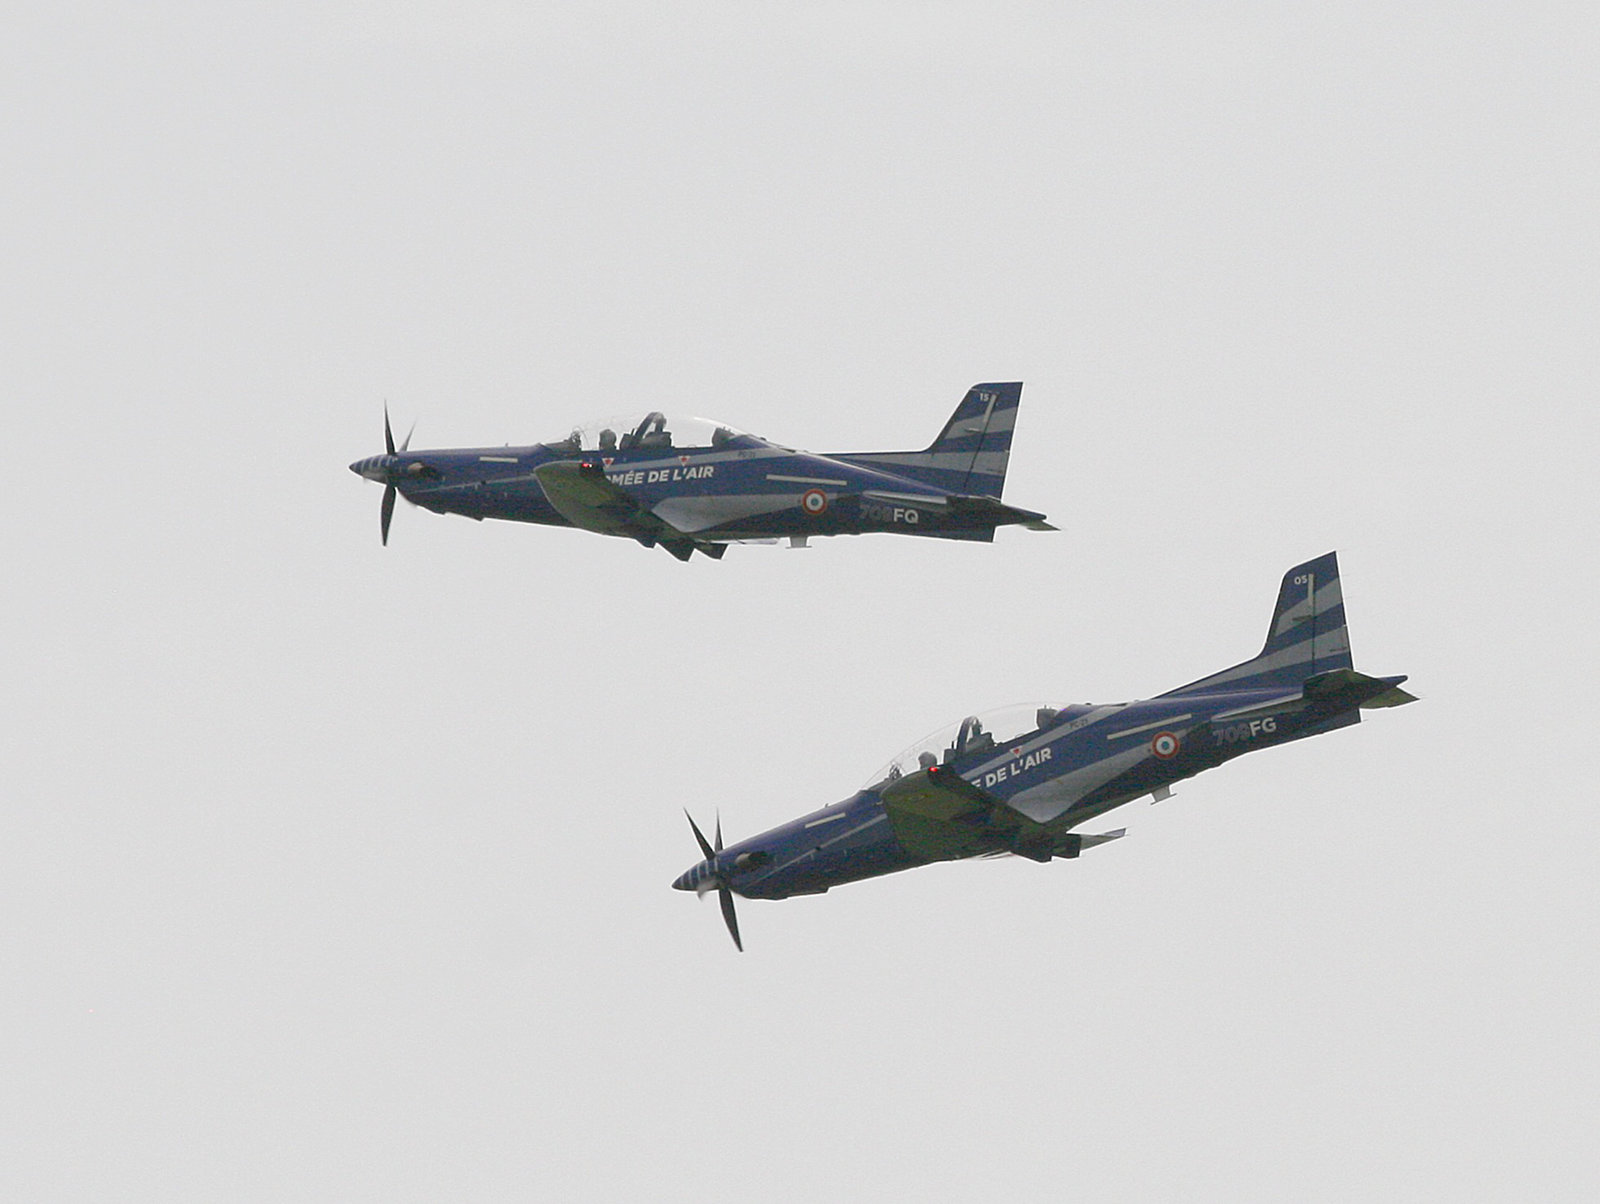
1304 668 1417 708
1050 828 1126 859
940 494 1053 532
1076 828 1126 850
1212 670 1416 727
1361 684 1417 707
857 490 1051 532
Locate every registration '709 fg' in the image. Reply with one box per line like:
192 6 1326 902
675 551 1415 951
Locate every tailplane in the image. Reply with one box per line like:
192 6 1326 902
1163 551 1356 697
839 382 1021 499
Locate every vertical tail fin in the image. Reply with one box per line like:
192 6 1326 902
838 382 1021 498
1162 552 1354 697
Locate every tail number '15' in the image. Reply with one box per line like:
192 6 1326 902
1214 717 1278 745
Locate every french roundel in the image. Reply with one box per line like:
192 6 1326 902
1150 731 1180 759
801 489 829 516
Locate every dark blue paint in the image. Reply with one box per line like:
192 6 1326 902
674 552 1415 945
350 383 1048 556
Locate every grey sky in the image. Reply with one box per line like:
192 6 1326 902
4 3 1595 1199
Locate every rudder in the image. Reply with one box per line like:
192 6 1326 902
1162 552 1355 697
839 382 1021 498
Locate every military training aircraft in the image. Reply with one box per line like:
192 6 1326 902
674 551 1414 950
348 383 1051 559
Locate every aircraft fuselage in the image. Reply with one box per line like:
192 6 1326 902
349 384 1049 556
673 551 1415 949
674 673 1400 902
352 434 1041 545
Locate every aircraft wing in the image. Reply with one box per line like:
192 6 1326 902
879 766 1116 863
533 461 723 561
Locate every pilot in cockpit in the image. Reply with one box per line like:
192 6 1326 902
965 718 996 756
946 717 995 763
639 414 671 449
599 428 617 452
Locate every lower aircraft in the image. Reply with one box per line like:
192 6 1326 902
675 551 1414 950
348 382 1051 559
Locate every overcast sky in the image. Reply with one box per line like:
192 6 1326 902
4 3 1596 1200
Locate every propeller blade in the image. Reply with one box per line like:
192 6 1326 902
381 484 396 546
384 405 396 456
400 421 416 453
686 810 744 950
718 886 743 952
685 810 715 862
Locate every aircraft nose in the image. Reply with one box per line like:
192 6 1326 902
673 862 710 892
350 456 389 482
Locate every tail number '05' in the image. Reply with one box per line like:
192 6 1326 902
1214 717 1278 745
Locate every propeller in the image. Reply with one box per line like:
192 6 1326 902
378 405 416 547
685 809 743 952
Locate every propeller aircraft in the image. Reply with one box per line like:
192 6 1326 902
349 383 1051 558
675 552 1415 950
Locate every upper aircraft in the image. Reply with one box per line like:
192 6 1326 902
674 551 1415 950
349 383 1051 559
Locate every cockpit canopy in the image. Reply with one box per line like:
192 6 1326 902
543 413 766 455
864 702 1095 788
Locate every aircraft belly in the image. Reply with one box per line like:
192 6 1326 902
650 492 798 534
1005 744 1151 823
735 803 918 899
751 839 916 899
